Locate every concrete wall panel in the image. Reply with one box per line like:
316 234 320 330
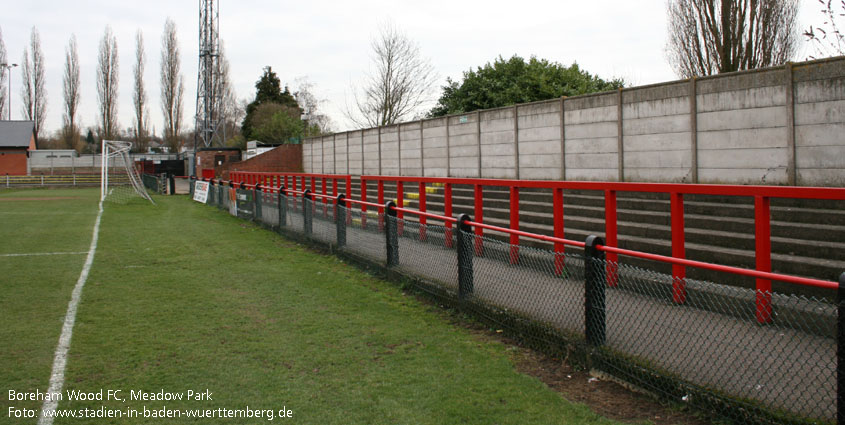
302 58 845 186
624 132 691 152
622 96 689 119
565 122 618 140
697 85 786 112
623 115 690 136
697 106 786 131
697 127 786 150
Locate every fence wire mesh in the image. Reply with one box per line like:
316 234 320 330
587 257 836 424
202 189 838 425
141 174 164 194
463 234 586 341
342 205 386 264
390 215 459 295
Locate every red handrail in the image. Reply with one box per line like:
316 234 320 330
468 220 585 248
209 177 841 299
596 244 838 290
345 198 382 209
392 206 458 224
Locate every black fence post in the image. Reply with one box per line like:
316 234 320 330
584 235 607 347
254 184 262 221
278 186 287 228
336 194 347 248
303 190 313 236
838 272 845 425
169 174 176 195
385 201 398 267
457 214 474 300
189 176 195 197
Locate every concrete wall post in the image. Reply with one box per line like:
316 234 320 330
419 121 425 177
560 96 566 181
786 62 797 186
513 105 520 180
446 117 451 177
476 111 482 178
617 88 624 182
690 77 699 183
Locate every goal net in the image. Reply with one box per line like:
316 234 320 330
100 140 154 204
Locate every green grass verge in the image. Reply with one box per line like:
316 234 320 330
3 189 620 424
0 188 101 419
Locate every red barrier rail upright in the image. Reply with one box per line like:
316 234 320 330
361 175 845 324
230 172 352 198
200 176 840 295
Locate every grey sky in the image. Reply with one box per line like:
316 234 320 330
0 0 828 137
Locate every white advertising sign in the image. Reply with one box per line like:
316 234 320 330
193 181 210 203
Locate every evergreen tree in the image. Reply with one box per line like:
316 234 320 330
241 66 300 139
430 55 624 117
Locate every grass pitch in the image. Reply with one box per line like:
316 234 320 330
1 188 620 424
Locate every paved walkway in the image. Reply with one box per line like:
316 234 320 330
260 201 836 420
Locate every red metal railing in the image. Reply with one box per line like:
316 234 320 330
230 171 352 199
201 173 845 323
360 175 845 323
230 172 353 217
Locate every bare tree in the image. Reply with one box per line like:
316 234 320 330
97 26 119 141
161 18 185 150
294 76 332 135
804 0 845 58
62 35 81 150
133 30 150 151
21 27 47 143
347 22 437 127
666 0 799 78
0 26 7 120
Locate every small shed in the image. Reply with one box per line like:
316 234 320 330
196 147 241 179
0 121 36 175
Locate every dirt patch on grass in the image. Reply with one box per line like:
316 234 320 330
0 196 82 201
422 299 710 425
512 348 710 425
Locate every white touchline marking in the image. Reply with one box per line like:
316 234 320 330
0 252 88 257
38 201 104 425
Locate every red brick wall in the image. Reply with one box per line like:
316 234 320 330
225 144 302 178
197 150 241 179
0 149 28 175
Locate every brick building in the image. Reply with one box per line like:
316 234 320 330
0 121 36 175
196 147 241 179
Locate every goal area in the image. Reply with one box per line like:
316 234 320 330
100 140 154 204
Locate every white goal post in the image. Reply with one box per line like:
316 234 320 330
100 140 154 204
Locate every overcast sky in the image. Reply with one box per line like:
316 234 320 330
0 0 828 137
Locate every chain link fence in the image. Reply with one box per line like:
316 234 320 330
197 183 839 425
142 174 166 194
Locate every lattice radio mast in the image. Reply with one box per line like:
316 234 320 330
195 0 223 149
